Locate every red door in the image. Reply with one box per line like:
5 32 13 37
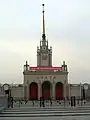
30 82 38 100
42 81 51 100
42 89 50 100
55 82 63 100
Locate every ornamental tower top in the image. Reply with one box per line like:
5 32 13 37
37 4 52 67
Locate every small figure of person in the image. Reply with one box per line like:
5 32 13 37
42 97 45 107
50 97 52 106
40 97 42 107
32 100 34 106
10 97 13 108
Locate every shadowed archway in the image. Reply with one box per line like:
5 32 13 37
55 82 63 100
29 82 38 100
42 81 52 100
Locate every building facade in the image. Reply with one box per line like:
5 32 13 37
23 4 69 100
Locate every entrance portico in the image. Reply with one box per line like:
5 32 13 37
24 71 68 100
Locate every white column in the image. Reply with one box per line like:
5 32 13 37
38 83 41 100
63 81 66 100
69 83 71 99
27 84 29 100
52 82 55 100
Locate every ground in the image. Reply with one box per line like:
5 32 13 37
0 116 90 120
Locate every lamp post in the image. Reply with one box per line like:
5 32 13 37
3 84 9 95
3 84 10 108
83 83 88 100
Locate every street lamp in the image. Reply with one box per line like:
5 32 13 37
84 83 88 90
83 83 88 100
3 84 9 94
3 84 10 108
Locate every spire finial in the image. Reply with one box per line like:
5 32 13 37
63 61 65 65
42 4 45 39
26 61 28 65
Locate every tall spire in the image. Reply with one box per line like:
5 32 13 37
42 4 46 40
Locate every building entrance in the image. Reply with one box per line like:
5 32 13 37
55 82 63 100
29 82 38 100
42 81 52 100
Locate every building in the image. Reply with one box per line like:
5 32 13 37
0 4 87 101
23 4 69 100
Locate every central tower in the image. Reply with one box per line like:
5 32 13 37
37 4 52 67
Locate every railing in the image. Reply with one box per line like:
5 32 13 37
8 97 90 108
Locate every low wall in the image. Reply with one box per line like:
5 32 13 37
0 95 8 112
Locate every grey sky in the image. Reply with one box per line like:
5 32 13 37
0 0 90 84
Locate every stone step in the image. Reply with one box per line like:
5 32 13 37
0 112 90 117
1 106 90 117
2 109 90 114
0 107 4 113
6 106 90 111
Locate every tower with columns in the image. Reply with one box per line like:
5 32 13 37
37 4 52 67
23 4 69 100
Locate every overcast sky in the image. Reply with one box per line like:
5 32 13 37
0 0 90 84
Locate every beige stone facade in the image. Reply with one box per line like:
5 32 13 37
23 70 68 100
10 86 24 99
69 84 83 99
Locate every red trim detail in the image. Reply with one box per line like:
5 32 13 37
29 66 62 70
